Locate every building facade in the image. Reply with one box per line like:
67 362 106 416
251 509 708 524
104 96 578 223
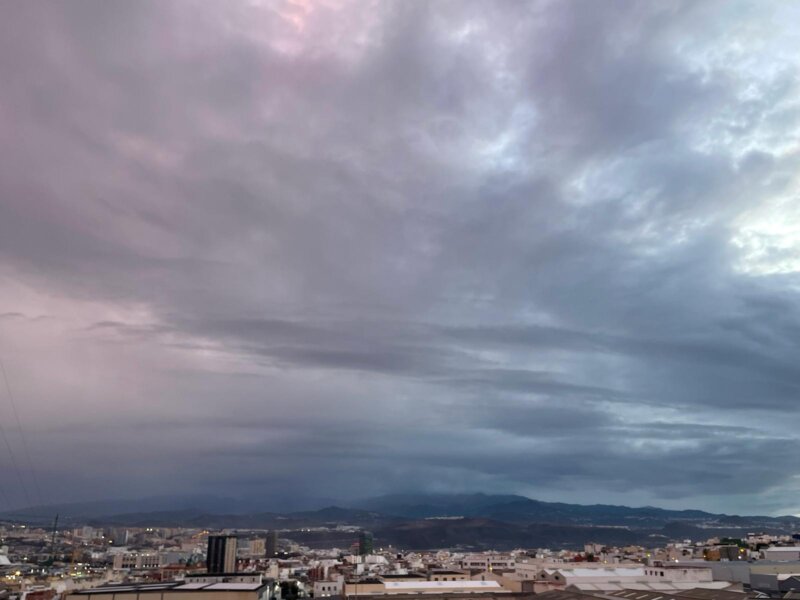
207 536 237 574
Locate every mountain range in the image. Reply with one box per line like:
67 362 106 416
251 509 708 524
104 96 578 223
3 493 798 550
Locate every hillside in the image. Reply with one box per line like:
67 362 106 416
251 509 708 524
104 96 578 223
3 493 798 549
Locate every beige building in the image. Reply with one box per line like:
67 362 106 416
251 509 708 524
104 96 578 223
460 555 515 572
314 580 344 597
111 552 164 571
344 580 387 596
471 571 533 594
239 539 266 558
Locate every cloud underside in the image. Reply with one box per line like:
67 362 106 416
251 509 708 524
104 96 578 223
0 0 800 514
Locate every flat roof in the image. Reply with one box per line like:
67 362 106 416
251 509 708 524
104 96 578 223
204 584 263 591
187 573 251 578
568 583 737 594
561 568 646 577
384 581 503 590
69 581 270 595
603 588 745 600
174 583 209 590
681 592 745 600
355 593 533 600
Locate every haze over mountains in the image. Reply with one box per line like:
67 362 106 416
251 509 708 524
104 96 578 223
4 493 798 550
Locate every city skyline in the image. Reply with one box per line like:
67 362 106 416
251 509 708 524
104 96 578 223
1 1 800 516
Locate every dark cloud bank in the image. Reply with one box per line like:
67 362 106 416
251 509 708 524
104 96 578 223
1 0 800 515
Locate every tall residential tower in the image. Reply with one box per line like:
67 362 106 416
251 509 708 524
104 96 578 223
206 535 237 573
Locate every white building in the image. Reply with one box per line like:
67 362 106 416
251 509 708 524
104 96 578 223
515 561 641 581
384 581 508 595
537 567 648 586
459 554 515 571
643 565 712 583
73 527 99 541
763 547 800 562
313 580 344 598
112 552 164 570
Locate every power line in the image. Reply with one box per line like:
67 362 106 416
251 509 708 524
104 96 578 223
0 357 44 506
0 404 32 508
0 475 11 510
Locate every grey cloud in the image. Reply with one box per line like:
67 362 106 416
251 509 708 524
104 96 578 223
0 0 799 514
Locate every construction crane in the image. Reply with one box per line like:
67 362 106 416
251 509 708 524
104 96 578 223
49 513 59 562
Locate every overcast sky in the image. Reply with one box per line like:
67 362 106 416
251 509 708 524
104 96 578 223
1 0 800 516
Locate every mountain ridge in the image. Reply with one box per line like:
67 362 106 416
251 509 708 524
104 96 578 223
3 492 797 528
4 493 798 550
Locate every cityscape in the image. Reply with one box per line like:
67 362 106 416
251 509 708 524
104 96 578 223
3 496 800 600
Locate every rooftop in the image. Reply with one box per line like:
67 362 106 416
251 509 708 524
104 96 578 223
68 581 270 595
551 568 647 578
384 581 503 590
567 583 739 593
603 588 746 600
354 593 533 600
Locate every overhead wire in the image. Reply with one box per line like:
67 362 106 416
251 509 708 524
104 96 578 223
0 472 10 509
0 402 32 508
0 339 15 510
0 357 44 506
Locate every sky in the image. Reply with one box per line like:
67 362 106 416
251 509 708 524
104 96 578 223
1 0 800 516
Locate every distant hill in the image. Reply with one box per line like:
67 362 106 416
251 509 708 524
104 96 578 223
373 517 647 550
353 493 798 529
0 494 338 525
3 492 798 549
354 493 531 519
87 506 393 530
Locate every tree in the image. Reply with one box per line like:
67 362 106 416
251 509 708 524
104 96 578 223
280 581 300 600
